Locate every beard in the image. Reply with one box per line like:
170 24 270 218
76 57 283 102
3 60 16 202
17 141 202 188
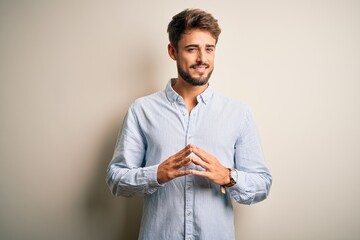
177 62 214 86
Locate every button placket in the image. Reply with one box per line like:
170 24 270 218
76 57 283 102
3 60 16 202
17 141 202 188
184 105 200 239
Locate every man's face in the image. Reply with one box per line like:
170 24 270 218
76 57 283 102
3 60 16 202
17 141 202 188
171 29 216 86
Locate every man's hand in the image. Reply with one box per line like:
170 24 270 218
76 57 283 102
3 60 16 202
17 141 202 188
157 145 193 184
190 145 230 185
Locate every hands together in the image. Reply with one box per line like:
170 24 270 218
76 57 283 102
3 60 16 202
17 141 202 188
157 144 230 185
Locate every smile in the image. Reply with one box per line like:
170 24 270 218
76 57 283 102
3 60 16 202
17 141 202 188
194 66 206 70
191 64 209 72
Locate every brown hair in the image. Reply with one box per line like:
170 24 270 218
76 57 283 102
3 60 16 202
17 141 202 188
167 8 221 50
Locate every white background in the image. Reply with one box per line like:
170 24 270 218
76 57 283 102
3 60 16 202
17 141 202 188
1 1 359 239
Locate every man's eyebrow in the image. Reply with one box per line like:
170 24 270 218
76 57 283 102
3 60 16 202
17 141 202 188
184 44 200 48
184 44 216 48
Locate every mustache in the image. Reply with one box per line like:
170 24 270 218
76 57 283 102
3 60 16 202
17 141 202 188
190 63 209 68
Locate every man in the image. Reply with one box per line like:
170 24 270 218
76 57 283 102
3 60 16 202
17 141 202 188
107 8 272 240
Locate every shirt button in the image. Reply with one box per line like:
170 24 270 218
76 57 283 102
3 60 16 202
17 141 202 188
187 211 191 216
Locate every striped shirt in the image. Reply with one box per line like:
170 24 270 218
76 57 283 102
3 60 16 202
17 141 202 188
107 79 272 240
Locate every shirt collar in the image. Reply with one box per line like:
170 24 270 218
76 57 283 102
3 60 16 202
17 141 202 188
165 78 214 105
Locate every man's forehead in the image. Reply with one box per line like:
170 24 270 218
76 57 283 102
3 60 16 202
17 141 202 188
179 29 216 45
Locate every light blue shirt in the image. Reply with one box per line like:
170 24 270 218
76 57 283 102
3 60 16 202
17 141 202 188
107 79 272 240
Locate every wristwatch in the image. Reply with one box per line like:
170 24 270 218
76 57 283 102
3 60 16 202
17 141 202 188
220 168 237 194
223 168 237 187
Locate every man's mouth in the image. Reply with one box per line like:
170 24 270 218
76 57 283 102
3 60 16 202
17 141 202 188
190 64 209 72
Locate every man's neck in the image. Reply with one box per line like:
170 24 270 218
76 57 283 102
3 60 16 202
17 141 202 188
172 78 208 113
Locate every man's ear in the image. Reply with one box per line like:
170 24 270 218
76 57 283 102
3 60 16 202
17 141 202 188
168 44 177 60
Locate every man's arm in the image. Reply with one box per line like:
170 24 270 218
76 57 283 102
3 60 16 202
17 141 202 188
106 105 193 197
230 108 272 204
106 105 158 197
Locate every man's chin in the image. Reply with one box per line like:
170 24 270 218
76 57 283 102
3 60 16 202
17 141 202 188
178 67 213 86
184 77 209 86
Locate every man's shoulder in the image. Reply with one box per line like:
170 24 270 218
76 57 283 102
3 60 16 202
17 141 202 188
212 91 249 110
131 90 166 109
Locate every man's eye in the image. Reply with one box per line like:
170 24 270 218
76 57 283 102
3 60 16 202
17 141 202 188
206 48 214 52
187 48 197 52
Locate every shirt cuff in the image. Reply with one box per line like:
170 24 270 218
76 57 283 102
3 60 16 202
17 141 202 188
227 170 255 204
146 164 165 188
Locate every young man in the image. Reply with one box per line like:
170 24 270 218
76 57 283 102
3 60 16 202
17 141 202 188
107 8 272 240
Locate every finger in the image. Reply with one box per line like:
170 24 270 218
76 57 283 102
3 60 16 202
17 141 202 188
191 146 211 163
191 156 209 170
190 169 209 178
174 156 192 169
174 145 192 160
184 158 193 166
175 169 192 177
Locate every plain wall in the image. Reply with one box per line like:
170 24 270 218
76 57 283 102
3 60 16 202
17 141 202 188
1 1 359 239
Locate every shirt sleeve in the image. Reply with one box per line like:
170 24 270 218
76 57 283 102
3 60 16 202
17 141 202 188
227 107 272 205
106 105 163 197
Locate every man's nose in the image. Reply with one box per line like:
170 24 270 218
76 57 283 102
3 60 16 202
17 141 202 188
196 50 206 63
